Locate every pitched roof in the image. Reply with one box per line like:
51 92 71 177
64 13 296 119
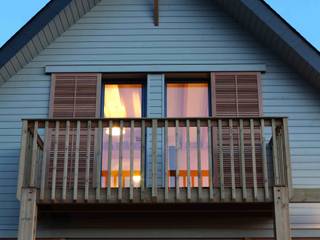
0 0 319 87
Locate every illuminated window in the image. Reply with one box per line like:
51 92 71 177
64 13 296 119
166 82 210 187
102 83 143 188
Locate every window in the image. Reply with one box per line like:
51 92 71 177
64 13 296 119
166 81 210 187
102 82 143 188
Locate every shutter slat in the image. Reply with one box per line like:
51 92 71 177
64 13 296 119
212 73 263 189
48 74 100 200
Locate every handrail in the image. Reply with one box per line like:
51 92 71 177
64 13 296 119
17 117 291 203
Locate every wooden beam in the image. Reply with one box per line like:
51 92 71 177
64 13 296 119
291 188 320 203
154 0 159 26
273 187 291 240
18 188 37 240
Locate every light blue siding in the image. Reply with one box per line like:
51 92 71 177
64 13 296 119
146 74 165 187
0 0 319 237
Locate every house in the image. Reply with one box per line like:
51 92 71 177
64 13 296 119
0 0 320 239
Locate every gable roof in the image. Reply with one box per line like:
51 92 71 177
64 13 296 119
217 0 320 88
0 0 100 84
0 0 319 87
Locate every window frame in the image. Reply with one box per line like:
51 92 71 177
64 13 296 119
101 77 147 118
164 75 212 117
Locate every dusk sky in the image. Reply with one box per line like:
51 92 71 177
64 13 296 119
0 0 319 50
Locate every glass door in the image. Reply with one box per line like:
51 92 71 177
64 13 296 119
166 82 210 187
102 83 143 188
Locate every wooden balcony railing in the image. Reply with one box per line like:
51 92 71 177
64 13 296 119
17 117 291 204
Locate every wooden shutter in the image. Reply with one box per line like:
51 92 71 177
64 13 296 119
48 73 101 189
211 73 263 188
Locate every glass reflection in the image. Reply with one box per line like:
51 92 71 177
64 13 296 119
167 83 209 187
102 84 142 188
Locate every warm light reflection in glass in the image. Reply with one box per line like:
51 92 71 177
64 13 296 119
167 82 209 188
102 84 142 188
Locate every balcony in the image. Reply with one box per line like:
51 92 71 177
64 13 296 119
17 117 291 204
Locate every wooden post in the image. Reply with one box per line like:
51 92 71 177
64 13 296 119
273 187 291 240
17 120 29 200
18 188 37 240
154 0 159 26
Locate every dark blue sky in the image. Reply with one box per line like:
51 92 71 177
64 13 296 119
0 0 319 50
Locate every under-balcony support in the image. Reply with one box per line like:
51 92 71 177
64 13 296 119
273 186 291 240
18 188 37 240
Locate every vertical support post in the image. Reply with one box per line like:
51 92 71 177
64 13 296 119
140 120 146 201
18 188 37 240
95 120 103 201
30 121 38 188
85 121 92 201
129 120 134 201
73 120 81 201
282 118 292 199
62 120 70 201
107 120 113 200
272 119 280 186
153 0 159 26
260 119 270 200
51 121 60 201
207 119 213 200
250 119 258 201
118 120 124 201
218 119 225 201
40 121 49 201
229 119 236 201
175 119 180 200
152 119 158 199
239 119 247 201
164 120 169 200
196 119 202 200
17 120 29 200
186 119 191 200
273 187 291 240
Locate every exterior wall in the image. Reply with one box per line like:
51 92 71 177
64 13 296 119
0 0 319 237
146 74 165 187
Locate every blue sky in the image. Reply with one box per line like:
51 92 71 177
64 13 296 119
0 0 319 50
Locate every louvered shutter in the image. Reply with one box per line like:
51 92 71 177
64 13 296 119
211 73 263 188
48 73 101 189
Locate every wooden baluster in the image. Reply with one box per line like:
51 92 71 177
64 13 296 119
218 119 225 201
186 119 191 200
85 121 92 201
260 119 269 200
272 119 280 186
208 119 213 200
95 120 103 201
239 119 247 201
30 121 39 188
175 120 180 200
40 121 49 201
73 120 81 201
140 120 145 201
118 120 124 201
51 121 60 201
62 121 70 201
17 120 28 200
107 120 113 200
282 118 292 198
196 120 202 199
164 120 169 200
152 119 158 199
277 125 285 187
250 119 258 201
129 120 134 201
229 119 236 201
